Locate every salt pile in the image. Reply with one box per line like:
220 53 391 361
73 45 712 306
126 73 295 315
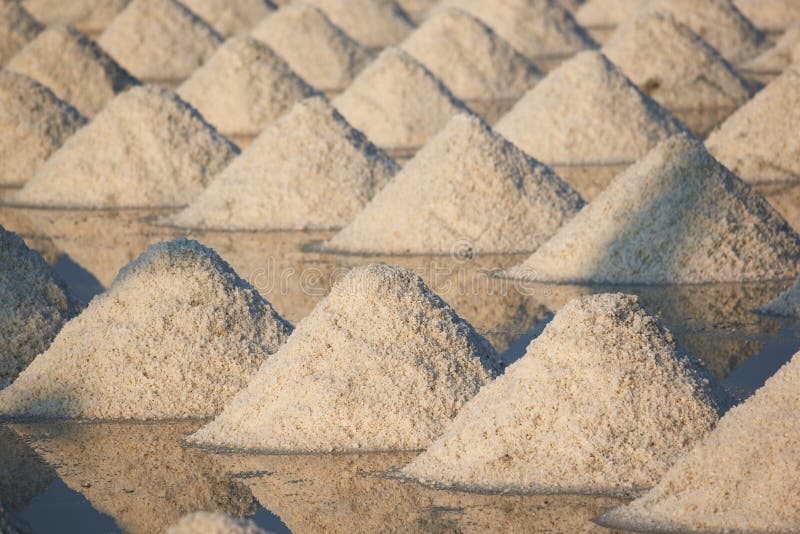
168 512 267 534
734 0 800 32
575 0 642 29
400 7 542 101
324 114 584 255
744 23 800 72
503 134 800 284
0 239 292 420
190 264 501 452
308 0 414 49
22 0 129 35
402 293 728 494
705 64 800 183
758 279 800 317
494 51 687 166
0 71 86 187
98 0 223 81
169 96 398 231
332 47 471 151
602 13 751 110
0 0 41 67
250 2 373 93
397 0 437 22
181 0 275 37
177 37 316 137
11 85 238 209
601 351 800 533
7 25 139 117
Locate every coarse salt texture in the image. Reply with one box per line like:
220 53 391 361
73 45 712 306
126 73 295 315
169 96 398 231
6 25 139 117
601 351 800 533
744 23 800 72
324 113 584 255
177 36 316 137
0 0 41 67
250 2 373 93
307 0 414 49
98 0 223 81
494 50 687 166
11 85 238 209
167 511 268 534
758 279 800 317
400 7 542 101
190 264 502 452
181 0 275 37
0 239 292 420
504 133 800 284
734 0 800 32
575 0 642 28
403 293 729 494
23 0 129 35
0 71 86 187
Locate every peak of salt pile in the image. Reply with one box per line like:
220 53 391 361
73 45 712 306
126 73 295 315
324 114 584 254
734 0 800 32
494 50 687 165
190 264 501 452
758 279 800 317
401 7 542 101
308 0 414 49
333 47 471 150
403 293 728 493
7 25 138 117
98 0 223 81
0 71 86 187
177 37 316 137
504 134 800 284
181 0 275 37
0 239 292 420
744 23 800 72
602 13 751 110
0 0 41 67
575 0 641 28
601 351 800 532
11 85 238 209
250 2 373 92
170 96 398 231
168 512 267 534
23 0 129 35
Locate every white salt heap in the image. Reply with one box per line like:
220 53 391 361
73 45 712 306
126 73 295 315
0 239 293 419
332 47 471 150
758 279 800 317
307 0 414 49
169 96 398 231
98 0 223 81
403 293 728 494
0 71 86 187
504 134 800 284
250 2 373 92
325 114 584 255
7 25 139 117
744 23 800 72
11 85 238 209
168 512 268 534
575 0 641 28
181 0 275 37
734 0 800 32
23 0 129 35
400 7 542 101
705 64 800 184
0 0 41 67
190 264 501 452
494 51 687 165
177 37 316 137
601 351 800 532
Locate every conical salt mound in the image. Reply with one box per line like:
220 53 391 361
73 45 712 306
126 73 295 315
168 512 268 534
734 0 800 32
402 293 729 494
743 23 800 72
324 114 584 255
7 25 138 117
181 0 275 37
10 85 238 209
332 47 471 150
0 0 41 67
575 0 641 28
190 264 501 452
98 0 223 81
400 7 542 101
177 37 316 137
250 2 373 92
758 279 800 317
600 351 800 532
0 71 86 187
494 51 687 166
504 134 800 284
603 13 751 110
23 0 129 35
0 239 293 420
169 96 399 231
706 65 800 184
307 0 414 49
0 225 78 389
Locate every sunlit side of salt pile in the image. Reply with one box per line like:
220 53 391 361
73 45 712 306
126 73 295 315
181 0 275 37
190 264 502 452
734 0 800 32
403 293 728 494
325 113 584 255
23 0 129 35
11 85 238 209
744 23 800 72
0 239 292 419
504 134 800 284
758 279 800 317
167 512 267 534
575 0 642 29
308 0 414 49
0 0 41 67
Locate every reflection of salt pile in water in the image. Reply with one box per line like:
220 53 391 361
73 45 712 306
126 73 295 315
181 0 275 37
734 0 800 32
168 512 267 534
0 239 292 419
11 85 238 209
744 24 800 73
22 0 129 36
575 0 642 31
308 0 414 49
324 114 584 255
0 425 55 513
170 96 398 231
601 351 800 533
7 25 138 116
403 293 729 494
0 499 30 534
0 0 41 66
191 264 501 452
758 279 800 317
